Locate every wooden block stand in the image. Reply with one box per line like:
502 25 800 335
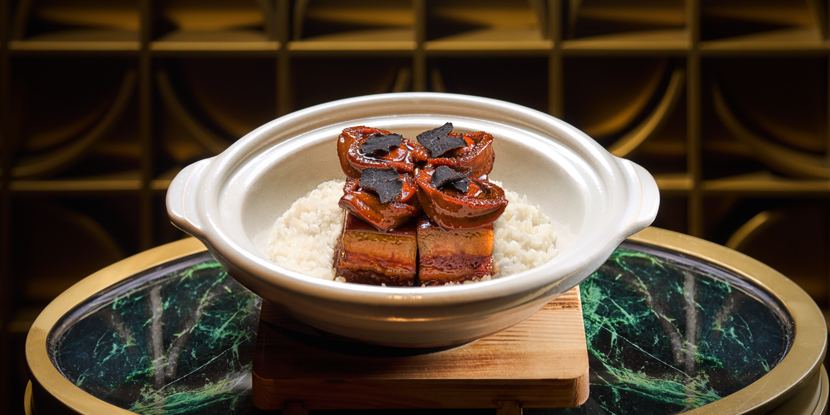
253 287 589 414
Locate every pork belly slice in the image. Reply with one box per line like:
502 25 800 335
334 213 417 286
416 216 495 286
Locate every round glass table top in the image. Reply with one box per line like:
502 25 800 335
27 228 827 414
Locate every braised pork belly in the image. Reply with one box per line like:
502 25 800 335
333 122 507 286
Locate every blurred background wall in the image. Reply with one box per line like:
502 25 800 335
1 0 829 413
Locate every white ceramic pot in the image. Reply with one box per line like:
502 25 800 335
167 92 659 347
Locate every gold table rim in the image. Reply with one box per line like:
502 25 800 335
631 228 827 415
25 228 827 414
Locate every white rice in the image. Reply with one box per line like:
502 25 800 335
266 180 345 280
266 179 559 282
490 187 558 278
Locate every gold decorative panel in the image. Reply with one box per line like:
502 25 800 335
1 0 829 412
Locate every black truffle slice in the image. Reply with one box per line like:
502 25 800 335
432 166 471 193
416 122 466 157
360 133 402 157
359 168 403 204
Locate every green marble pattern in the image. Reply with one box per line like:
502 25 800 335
52 255 261 414
533 244 790 415
51 243 790 414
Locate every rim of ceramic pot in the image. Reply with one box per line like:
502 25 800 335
170 92 658 306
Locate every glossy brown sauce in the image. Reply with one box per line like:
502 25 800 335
334 125 507 286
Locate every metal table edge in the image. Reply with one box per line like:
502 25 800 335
25 228 829 414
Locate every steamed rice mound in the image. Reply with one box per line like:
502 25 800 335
266 180 345 280
491 189 558 278
266 179 558 282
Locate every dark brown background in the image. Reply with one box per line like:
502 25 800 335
2 0 829 413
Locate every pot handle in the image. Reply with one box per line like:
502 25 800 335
623 159 660 236
166 158 212 240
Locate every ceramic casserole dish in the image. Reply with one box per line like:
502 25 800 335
167 92 659 347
